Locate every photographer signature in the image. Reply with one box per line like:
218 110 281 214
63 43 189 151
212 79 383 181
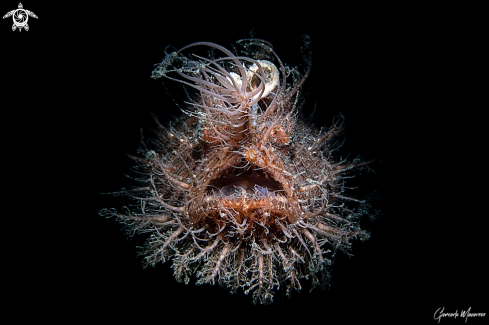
434 307 485 323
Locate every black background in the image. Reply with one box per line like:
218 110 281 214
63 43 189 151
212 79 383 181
2 2 486 323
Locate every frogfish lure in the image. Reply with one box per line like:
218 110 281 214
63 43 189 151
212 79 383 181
101 36 374 304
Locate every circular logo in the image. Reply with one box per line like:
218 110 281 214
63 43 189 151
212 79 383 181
13 9 28 28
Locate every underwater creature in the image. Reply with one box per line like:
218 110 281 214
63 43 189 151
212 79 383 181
100 36 373 304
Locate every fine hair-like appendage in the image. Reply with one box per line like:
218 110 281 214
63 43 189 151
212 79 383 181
100 36 373 304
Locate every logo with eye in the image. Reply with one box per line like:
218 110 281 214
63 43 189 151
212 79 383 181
3 3 38 32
